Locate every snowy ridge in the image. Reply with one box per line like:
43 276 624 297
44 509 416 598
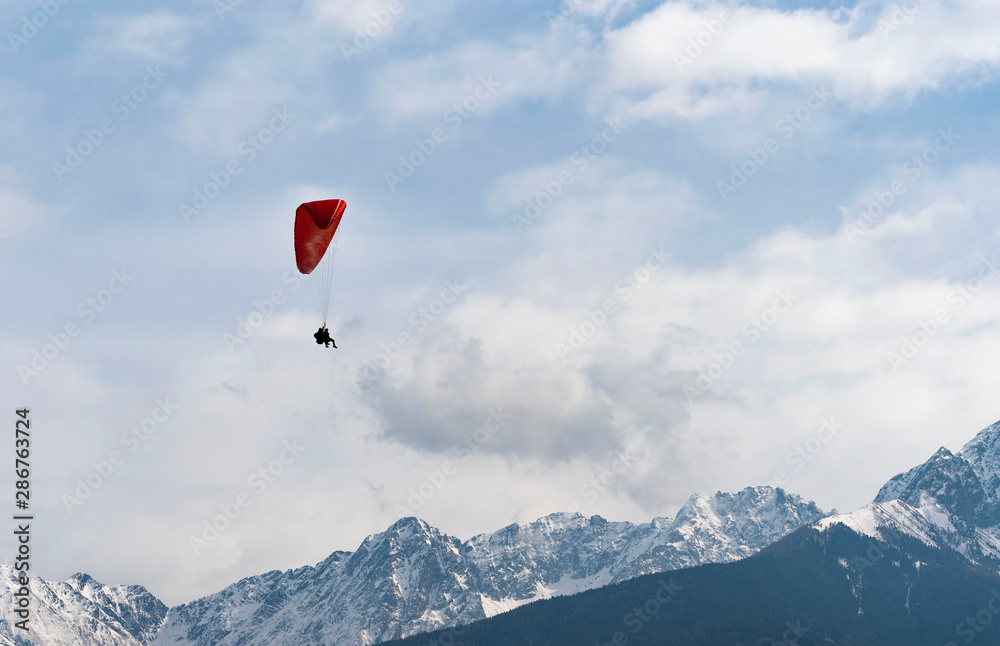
818 419 1000 565
960 420 1000 503
0 565 166 646
151 486 824 646
25 417 1000 646
814 499 954 547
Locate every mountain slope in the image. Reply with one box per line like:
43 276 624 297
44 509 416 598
864 419 1000 562
0 567 166 646
383 522 1000 646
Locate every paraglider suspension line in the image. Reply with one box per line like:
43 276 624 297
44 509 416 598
309 225 342 328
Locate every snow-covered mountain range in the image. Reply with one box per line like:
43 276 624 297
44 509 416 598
0 487 823 646
9 418 1000 646
0 567 165 646
153 486 824 646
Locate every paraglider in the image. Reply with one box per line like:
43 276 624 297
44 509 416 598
294 199 346 348
314 326 336 348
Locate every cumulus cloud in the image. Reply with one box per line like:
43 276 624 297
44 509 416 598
357 159 1000 513
601 1 1000 120
359 321 691 461
341 1 1000 125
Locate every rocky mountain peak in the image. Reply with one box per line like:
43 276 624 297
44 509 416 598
960 420 1000 497
873 421 1000 530
0 566 167 646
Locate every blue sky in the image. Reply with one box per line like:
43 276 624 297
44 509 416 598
4 0 1000 605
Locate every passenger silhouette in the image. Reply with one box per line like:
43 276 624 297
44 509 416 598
314 327 336 348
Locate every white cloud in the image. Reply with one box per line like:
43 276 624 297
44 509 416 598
350 1 1000 125
85 11 199 62
369 38 590 122
601 1 1000 120
358 158 1000 516
306 0 412 35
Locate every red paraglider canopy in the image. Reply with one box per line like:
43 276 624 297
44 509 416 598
294 199 346 274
